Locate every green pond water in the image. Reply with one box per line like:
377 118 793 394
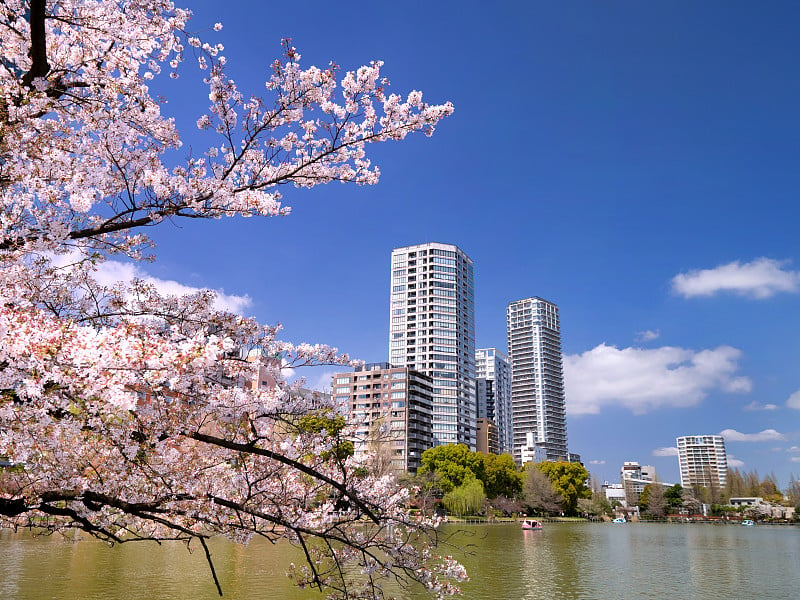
1 522 798 599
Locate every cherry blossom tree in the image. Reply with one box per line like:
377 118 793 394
0 1 461 597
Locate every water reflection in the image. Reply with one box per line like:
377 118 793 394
2 523 799 599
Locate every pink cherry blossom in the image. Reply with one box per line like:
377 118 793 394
0 2 461 599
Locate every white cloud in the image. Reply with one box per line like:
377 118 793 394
635 329 660 342
726 455 745 468
788 446 800 453
671 258 800 299
792 457 800 463
564 344 751 415
91 260 252 314
588 460 606 465
47 251 252 314
787 390 800 410
719 428 787 442
653 447 679 457
635 329 661 342
743 401 778 411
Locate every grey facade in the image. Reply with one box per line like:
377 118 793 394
389 243 476 448
475 348 513 454
507 297 568 463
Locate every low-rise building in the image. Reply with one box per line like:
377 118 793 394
519 431 547 465
602 482 627 506
333 362 433 473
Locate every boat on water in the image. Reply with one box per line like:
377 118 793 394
521 518 543 530
741 519 755 526
612 517 626 523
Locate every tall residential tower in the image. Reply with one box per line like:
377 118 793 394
507 297 568 463
475 348 513 454
677 435 728 492
389 243 476 448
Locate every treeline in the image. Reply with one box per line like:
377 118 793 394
724 468 799 505
400 444 602 517
633 468 800 520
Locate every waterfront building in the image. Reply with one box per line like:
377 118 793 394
332 362 433 473
389 243 476 448
676 435 728 491
476 417 499 454
601 482 627 506
519 431 547 465
620 461 657 505
475 348 513 453
506 297 568 463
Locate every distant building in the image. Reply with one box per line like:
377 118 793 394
676 435 728 491
620 461 658 505
475 348 513 453
507 297 568 464
333 363 433 473
519 431 547 465
476 418 499 455
389 243 476 448
602 482 627 506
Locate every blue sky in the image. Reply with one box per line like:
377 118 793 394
128 1 800 488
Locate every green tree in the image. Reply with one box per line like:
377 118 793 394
442 477 485 517
419 445 522 499
664 484 684 512
482 453 523 499
418 444 484 493
534 461 591 516
297 413 354 462
638 484 650 512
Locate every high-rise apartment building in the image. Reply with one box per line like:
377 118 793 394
475 348 513 454
677 435 728 491
332 363 433 473
389 243 476 448
507 297 568 463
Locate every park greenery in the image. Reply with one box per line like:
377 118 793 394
635 468 800 521
408 449 800 523
411 445 593 518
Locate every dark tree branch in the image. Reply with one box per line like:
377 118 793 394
22 0 50 88
189 430 381 526
199 537 223 597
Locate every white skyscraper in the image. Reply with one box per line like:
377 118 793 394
475 348 513 454
507 297 568 463
389 243 476 448
677 435 728 491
